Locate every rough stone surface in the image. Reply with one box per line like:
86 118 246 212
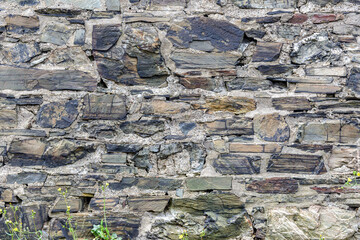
37 100 78 128
254 114 290 142
186 177 232 191
83 94 127 120
252 42 282 62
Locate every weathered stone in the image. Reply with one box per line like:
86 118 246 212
226 77 273 91
109 177 182 191
344 13 360 27
141 100 190 115
267 154 326 174
257 65 296 75
167 17 244 52
347 68 360 94
246 178 298 194
89 198 119 211
179 77 216 91
1 42 41 64
106 0 120 10
8 0 40 5
37 100 78 129
252 42 282 62
312 14 344 24
0 129 46 137
158 143 183 159
305 67 347 76
41 23 72 45
254 114 290 142
35 8 82 17
52 198 83 213
245 29 266 39
233 0 296 8
229 143 281 153
0 109 17 129
311 186 360 194
106 144 142 153
214 154 260 174
127 196 170 212
205 118 254 136
277 25 301 40
272 97 312 111
0 65 97 91
44 0 102 9
328 146 358 172
288 14 308 24
92 25 121 51
92 164 137 174
83 94 127 120
9 139 47 160
171 51 240 69
5 15 39 34
179 122 196 135
307 0 344 6
148 0 186 10
295 84 342 94
193 96 256 114
120 120 165 137
102 153 127 164
74 29 85 45
242 16 280 24
186 177 232 191
7 172 47 184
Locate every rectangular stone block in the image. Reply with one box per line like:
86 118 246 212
7 172 47 184
252 42 282 62
5 15 39 33
0 129 46 137
213 154 260 175
51 198 83 213
267 154 326 174
45 0 102 9
0 65 97 91
0 109 16 129
272 97 312 111
305 67 347 77
89 198 119 211
186 177 232 191
192 96 256 114
109 177 182 191
295 84 342 94
229 143 281 153
101 153 127 164
246 178 298 194
82 94 127 120
205 118 253 136
233 0 297 8
127 196 170 212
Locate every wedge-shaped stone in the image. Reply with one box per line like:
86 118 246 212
272 97 312 111
214 154 260 175
186 177 232 191
127 196 170 212
0 65 97 91
252 42 282 62
233 0 296 8
267 154 326 174
246 178 298 194
83 94 127 120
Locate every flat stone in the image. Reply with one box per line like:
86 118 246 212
1 42 41 64
267 154 326 174
120 120 165 137
92 25 121 51
192 96 256 114
171 51 240 69
307 0 344 6
229 143 281 153
37 100 78 129
7 172 47 184
82 94 127 120
246 178 298 194
0 109 16 129
106 0 120 10
9 139 47 159
257 65 296 75
186 177 232 191
311 186 360 194
245 29 266 39
226 78 273 91
252 42 282 62
127 196 170 212
89 198 119 211
214 154 260 175
167 17 244 52
44 0 102 9
8 0 40 5
179 122 196 135
242 16 280 23
254 114 290 142
41 23 72 45
141 100 190 115
288 14 308 24
305 67 347 76
109 177 182 191
347 68 360 94
92 164 137 174
272 97 312 111
344 13 360 27
106 144 143 153
35 8 82 17
277 25 301 40
179 77 216 91
205 118 254 136
101 153 127 164
51 198 83 213
312 14 343 24
74 29 85 45
5 15 39 34
149 0 186 10
233 0 296 8
0 65 97 91
0 129 46 137
295 84 342 94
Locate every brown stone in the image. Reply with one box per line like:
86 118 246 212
311 186 360 194
5 15 39 33
311 14 344 24
179 77 216 91
213 154 260 175
83 94 127 120
141 100 190 115
267 154 326 174
246 178 298 194
51 198 83 213
295 84 342 94
9 139 46 159
252 42 282 62
89 198 119 211
0 109 17 129
229 143 281 153
272 97 312 111
288 14 308 24
254 114 290 142
127 196 170 212
193 96 256 114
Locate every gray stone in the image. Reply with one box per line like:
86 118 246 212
295 84 341 94
7 172 47 184
82 94 127 120
106 0 120 10
41 23 72 45
267 154 326 174
233 0 297 8
214 154 260 175
120 120 165 137
44 0 102 9
0 129 46 137
109 177 182 191
179 122 196 135
37 100 79 129
186 177 232 191
272 97 312 111
257 65 297 75
0 109 17 129
128 196 170 212
252 42 282 62
102 153 127 164
8 0 39 5
106 144 143 153
74 29 85 45
52 198 83 213
0 65 97 91
1 42 41 64
92 25 121 51
205 118 254 136
184 143 206 172
5 15 39 34
347 68 360 94
159 143 183 159
254 114 290 142
226 77 273 91
278 25 301 40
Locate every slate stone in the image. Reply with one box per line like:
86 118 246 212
307 0 343 6
233 0 297 8
267 154 326 174
5 15 39 34
82 94 127 120
0 129 46 137
205 118 254 136
8 139 47 160
288 14 308 24
213 154 260 175
0 65 97 91
9 0 40 5
109 177 182 191
106 144 143 153
193 96 256 114
41 23 72 45
246 178 298 194
120 120 165 137
254 114 290 142
141 100 190 115
242 16 280 23
305 67 347 77
167 17 244 52
179 122 196 135
14 95 43 105
171 51 240 69
179 77 217 91
252 42 282 62
92 164 137 174
37 100 78 129
7 172 47 184
347 68 360 94
44 0 102 9
311 186 360 194
106 0 121 10
0 109 17 129
226 77 273 91
52 198 83 213
295 84 341 94
277 25 301 40
186 177 232 191
92 25 121 51
102 153 127 164
131 148 152 171
229 143 281 153
1 42 41 64
245 29 266 39
74 29 85 45
35 8 82 17
127 196 170 212
272 97 312 111
312 14 343 24
89 198 119 211
184 143 206 172
159 143 183 159
257 65 297 75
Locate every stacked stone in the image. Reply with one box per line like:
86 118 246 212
0 0 359 239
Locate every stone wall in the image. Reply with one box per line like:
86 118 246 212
0 0 359 239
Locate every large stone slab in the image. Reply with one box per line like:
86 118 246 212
0 109 17 129
246 178 298 194
229 143 281 153
44 0 102 9
267 154 326 174
5 15 39 34
205 118 254 136
186 177 232 191
192 96 256 114
7 172 47 184
214 154 260 175
226 77 273 91
82 94 127 120
37 100 79 128
272 97 312 111
233 0 297 8
127 196 170 212
0 65 97 91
